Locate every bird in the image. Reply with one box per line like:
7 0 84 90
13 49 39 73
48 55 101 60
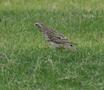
35 22 76 51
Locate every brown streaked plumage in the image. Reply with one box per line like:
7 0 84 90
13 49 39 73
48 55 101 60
35 22 76 51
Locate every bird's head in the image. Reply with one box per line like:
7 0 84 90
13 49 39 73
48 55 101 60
66 42 77 52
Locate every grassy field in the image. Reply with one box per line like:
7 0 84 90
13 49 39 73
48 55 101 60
0 0 104 90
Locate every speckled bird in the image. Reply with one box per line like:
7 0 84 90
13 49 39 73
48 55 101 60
35 22 76 51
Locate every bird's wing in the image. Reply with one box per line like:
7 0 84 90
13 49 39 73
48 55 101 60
46 31 70 44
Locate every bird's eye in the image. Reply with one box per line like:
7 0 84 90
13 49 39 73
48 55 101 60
70 44 73 47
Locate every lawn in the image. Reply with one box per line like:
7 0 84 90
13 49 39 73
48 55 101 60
0 0 104 90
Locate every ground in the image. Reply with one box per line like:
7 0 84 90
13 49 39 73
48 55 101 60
0 0 104 90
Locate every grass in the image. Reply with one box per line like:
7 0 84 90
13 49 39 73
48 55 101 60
0 0 104 90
